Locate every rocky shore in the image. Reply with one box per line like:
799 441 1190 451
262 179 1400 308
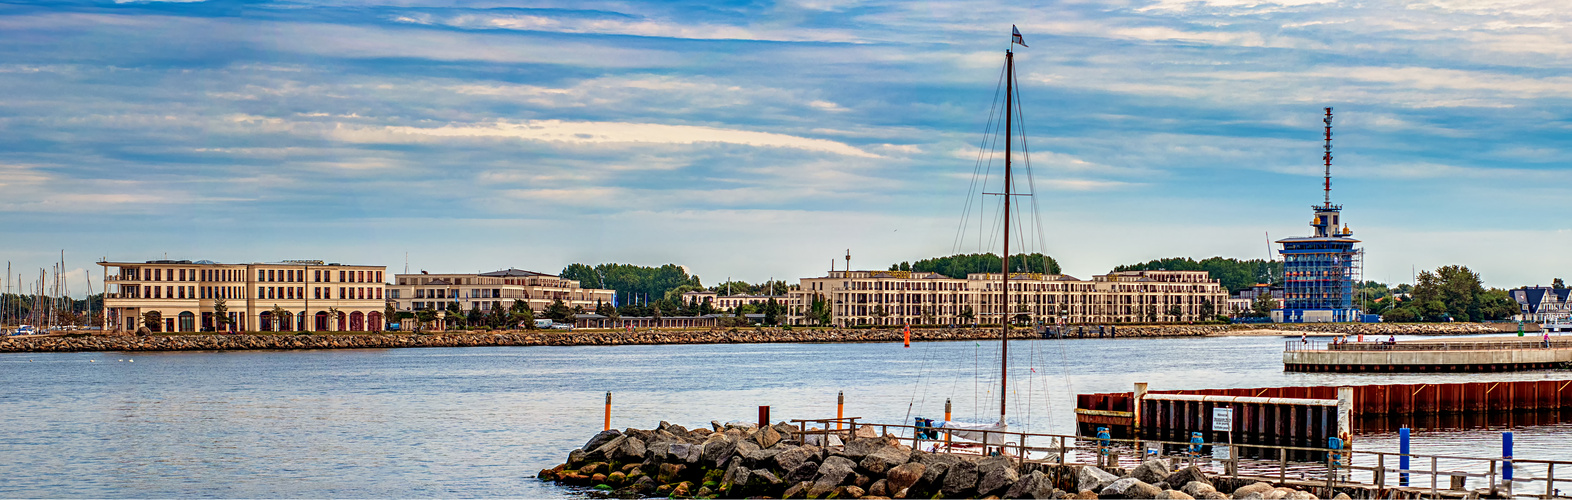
539 421 1363 499
0 323 1519 353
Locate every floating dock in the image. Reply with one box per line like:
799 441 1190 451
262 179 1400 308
1284 338 1572 372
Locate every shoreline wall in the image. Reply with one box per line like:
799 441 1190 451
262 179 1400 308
0 322 1522 353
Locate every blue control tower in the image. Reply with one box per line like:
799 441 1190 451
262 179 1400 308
1274 108 1364 323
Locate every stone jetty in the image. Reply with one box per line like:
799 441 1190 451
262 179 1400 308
540 422 1357 499
0 322 1518 353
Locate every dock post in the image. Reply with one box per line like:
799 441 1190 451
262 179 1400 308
1503 430 1514 493
1134 382 1148 450
759 405 770 428
837 391 845 430
1400 427 1410 486
604 391 612 431
1337 386 1353 451
945 398 952 422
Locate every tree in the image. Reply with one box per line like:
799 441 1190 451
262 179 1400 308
466 306 484 328
1250 294 1278 318
143 310 162 332
1115 257 1283 294
959 305 975 324
900 253 1061 279
487 305 507 329
544 298 573 322
1168 304 1183 322
328 307 341 331
384 302 396 330
808 295 829 326
415 309 438 330
1012 305 1031 326
1556 278 1566 290
1199 298 1215 319
764 298 781 326
213 297 230 331
560 263 702 309
270 305 290 331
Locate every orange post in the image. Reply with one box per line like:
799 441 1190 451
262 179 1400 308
904 324 911 348
945 398 952 422
837 391 845 430
604 391 612 431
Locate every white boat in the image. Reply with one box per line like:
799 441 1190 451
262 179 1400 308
11 325 36 336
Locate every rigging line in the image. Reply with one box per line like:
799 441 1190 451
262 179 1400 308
953 63 1010 255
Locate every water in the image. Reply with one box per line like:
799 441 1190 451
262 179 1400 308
2 333 1569 497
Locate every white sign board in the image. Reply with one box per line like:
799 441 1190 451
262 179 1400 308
1212 407 1234 432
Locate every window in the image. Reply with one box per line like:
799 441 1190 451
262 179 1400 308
389 290 398 299
376 271 382 282
357 271 364 282
314 287 321 299
376 288 382 299
339 287 345 299
258 287 264 298
154 268 162 281
339 271 346 282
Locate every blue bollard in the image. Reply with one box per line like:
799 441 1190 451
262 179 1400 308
1189 431 1204 456
1400 427 1411 486
1504 431 1514 483
1329 436 1344 468
1097 427 1111 457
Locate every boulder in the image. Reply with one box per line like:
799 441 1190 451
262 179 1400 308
811 455 858 496
1076 466 1120 492
749 469 785 490
782 481 811 499
976 462 1020 497
1157 490 1194 500
1101 478 1161 499
701 435 737 468
583 429 622 453
1232 482 1275 498
853 473 872 489
658 420 689 435
743 446 782 468
868 479 889 497
1003 469 1057 499
786 461 820 484
1180 481 1219 499
630 475 657 494
885 462 927 493
774 444 816 472
1285 490 1316 500
855 425 878 438
1164 466 1209 490
1332 494 1351 500
941 459 980 497
1073 490 1099 499
1131 459 1171 485
752 424 783 449
666 442 700 465
860 445 913 475
835 485 866 499
597 435 645 464
733 439 761 461
916 452 961 487
657 463 686 484
567 448 588 468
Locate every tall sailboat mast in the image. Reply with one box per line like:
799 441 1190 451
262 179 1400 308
999 45 1014 425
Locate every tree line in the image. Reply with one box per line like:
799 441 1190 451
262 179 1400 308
1113 257 1281 294
889 253 1061 278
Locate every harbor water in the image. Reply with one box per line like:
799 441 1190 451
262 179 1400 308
2 333 1568 497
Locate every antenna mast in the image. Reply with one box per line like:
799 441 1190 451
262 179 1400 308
1323 107 1333 207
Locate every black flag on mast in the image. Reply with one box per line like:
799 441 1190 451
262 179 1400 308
1012 25 1028 47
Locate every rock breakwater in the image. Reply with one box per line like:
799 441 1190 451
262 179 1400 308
540 422 1366 499
0 323 1516 353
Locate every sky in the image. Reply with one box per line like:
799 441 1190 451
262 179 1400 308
2 0 1571 297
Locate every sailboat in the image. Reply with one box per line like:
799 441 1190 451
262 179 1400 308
920 26 1034 456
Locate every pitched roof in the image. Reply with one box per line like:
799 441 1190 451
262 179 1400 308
479 268 555 278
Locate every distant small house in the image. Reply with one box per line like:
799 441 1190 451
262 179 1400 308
1509 287 1572 323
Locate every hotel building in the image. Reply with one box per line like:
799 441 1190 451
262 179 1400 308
680 291 801 311
386 268 615 314
100 259 388 333
787 269 1228 327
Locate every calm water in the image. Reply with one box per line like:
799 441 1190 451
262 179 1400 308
2 333 1569 497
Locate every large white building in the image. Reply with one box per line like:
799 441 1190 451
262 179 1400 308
787 269 1229 327
386 268 615 315
100 259 388 333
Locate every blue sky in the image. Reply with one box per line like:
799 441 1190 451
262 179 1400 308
3 0 1571 295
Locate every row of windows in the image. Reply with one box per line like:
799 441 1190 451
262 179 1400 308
132 285 383 300
125 267 383 284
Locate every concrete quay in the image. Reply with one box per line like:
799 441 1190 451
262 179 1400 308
1284 337 1572 372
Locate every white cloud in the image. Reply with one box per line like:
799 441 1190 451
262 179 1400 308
332 120 881 158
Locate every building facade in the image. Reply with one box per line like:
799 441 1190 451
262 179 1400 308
100 259 388 333
786 269 1228 327
386 268 615 315
680 291 800 311
1509 287 1572 323
1273 204 1363 323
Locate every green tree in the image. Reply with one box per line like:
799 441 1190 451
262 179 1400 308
1198 298 1215 319
1250 294 1277 318
143 310 162 332
415 308 438 330
899 253 1061 279
1115 256 1282 294
466 307 484 328
213 297 230 331
960 305 975 324
809 295 830 326
384 302 396 330
560 263 702 309
544 298 572 322
763 298 781 326
1167 304 1183 322
1555 278 1566 290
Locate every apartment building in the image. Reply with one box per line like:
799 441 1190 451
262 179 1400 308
680 291 800 311
386 268 615 314
787 269 1228 327
100 259 387 333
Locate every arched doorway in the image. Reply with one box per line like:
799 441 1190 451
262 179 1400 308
350 311 365 331
314 311 329 331
258 311 273 332
297 312 306 333
178 311 195 332
368 311 383 332
336 311 347 332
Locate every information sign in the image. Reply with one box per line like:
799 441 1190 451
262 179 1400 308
1212 407 1234 431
